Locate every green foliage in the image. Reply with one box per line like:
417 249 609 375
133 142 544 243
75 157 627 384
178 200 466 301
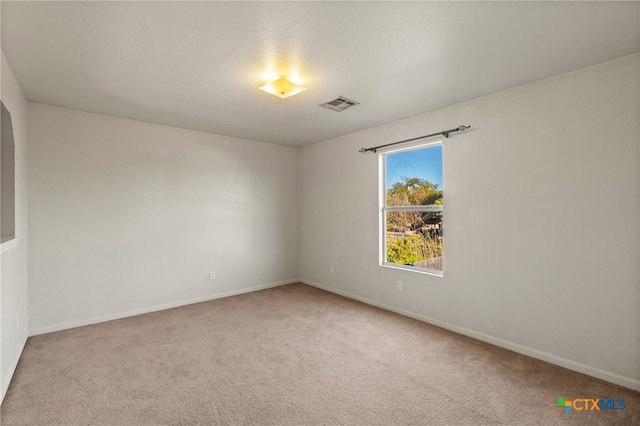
387 177 442 207
387 233 443 265
387 234 424 265
423 233 444 259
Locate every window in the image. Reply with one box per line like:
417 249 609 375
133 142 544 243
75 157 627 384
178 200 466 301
380 142 443 274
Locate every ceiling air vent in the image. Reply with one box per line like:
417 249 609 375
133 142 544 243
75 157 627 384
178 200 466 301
319 96 360 112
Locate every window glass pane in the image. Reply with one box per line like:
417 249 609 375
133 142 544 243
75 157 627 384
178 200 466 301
386 145 442 206
386 211 444 271
386 211 443 271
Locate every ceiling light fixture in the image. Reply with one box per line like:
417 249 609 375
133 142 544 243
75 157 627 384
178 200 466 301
258 76 306 99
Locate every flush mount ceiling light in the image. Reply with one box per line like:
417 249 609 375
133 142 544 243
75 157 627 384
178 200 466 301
258 76 306 99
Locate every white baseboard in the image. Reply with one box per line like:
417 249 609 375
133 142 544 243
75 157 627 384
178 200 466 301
1 336 27 405
29 278 299 337
299 279 640 392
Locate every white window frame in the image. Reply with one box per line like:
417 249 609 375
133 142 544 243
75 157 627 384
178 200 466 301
379 140 444 276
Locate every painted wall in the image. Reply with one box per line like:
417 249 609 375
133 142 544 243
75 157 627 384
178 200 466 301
299 54 640 388
27 104 299 334
1 52 29 402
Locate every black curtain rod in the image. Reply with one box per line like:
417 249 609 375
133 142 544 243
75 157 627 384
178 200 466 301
359 125 470 153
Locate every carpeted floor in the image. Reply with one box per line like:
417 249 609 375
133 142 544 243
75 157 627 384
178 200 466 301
1 283 638 425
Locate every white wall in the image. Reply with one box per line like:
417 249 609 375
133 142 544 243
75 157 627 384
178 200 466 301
27 104 298 334
1 52 29 402
299 54 640 389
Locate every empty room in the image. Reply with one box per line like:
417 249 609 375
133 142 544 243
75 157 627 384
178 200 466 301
0 1 639 425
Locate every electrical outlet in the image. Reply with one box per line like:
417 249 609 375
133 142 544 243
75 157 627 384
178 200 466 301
329 265 334 274
397 281 403 291
209 271 216 280
15 314 19 328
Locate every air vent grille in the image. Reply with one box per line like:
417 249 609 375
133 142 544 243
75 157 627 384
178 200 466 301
320 96 360 112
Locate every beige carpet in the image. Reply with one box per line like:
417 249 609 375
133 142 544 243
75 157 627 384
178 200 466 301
1 283 638 425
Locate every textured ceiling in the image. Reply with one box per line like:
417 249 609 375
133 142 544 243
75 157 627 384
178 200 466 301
2 1 639 146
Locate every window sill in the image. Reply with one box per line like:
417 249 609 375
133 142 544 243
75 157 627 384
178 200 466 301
1 236 20 253
380 262 443 277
